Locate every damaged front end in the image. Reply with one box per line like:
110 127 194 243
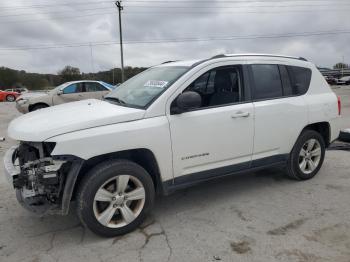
4 142 82 215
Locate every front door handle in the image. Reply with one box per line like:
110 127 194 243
231 111 250 118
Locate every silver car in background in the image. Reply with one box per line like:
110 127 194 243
16 80 115 113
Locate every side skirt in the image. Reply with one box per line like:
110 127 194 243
162 154 289 195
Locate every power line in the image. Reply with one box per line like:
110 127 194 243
0 29 349 52
2 0 348 10
126 0 350 2
123 9 350 14
2 7 350 24
124 3 350 8
1 3 349 19
0 11 115 24
0 1 114 10
1 0 348 20
0 7 113 18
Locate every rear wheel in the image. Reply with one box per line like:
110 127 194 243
6 95 15 102
77 159 155 237
286 130 325 180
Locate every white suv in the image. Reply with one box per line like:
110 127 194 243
4 54 342 237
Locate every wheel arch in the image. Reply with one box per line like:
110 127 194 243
28 102 49 112
72 148 164 200
302 121 331 147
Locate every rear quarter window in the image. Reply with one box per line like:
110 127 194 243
287 66 312 95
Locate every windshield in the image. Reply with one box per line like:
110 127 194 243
105 66 189 108
54 82 71 91
101 82 115 89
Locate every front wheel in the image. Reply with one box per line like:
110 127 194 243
77 160 155 237
286 130 325 180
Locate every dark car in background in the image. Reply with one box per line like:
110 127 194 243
325 76 337 85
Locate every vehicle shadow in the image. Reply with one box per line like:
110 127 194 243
155 167 289 216
1 167 292 248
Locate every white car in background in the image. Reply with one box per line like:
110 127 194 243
15 80 115 113
5 87 28 94
339 76 350 85
4 54 342 237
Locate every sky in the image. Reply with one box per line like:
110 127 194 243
0 0 349 74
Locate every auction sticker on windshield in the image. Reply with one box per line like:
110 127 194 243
144 80 168 88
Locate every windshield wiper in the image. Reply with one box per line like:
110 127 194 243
104 97 126 105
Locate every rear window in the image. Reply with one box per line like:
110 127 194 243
287 66 312 95
251 64 283 100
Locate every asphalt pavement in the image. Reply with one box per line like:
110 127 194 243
0 87 349 262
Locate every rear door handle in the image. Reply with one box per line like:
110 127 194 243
231 111 250 118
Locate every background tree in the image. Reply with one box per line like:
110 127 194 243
58 66 81 82
0 65 147 91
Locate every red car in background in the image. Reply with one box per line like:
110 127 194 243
0 89 20 102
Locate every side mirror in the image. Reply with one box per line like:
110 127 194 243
171 91 202 114
57 90 63 95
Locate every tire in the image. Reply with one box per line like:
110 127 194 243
76 159 155 237
339 129 350 143
286 130 326 180
30 104 48 111
6 95 15 102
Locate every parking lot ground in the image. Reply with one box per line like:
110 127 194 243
0 87 350 262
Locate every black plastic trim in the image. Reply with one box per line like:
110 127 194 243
53 155 84 215
162 154 289 195
210 54 308 62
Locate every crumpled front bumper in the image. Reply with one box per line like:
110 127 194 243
3 146 20 186
15 100 30 114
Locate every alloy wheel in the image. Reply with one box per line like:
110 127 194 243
93 175 146 228
298 138 322 174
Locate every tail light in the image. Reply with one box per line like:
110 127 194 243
338 96 341 115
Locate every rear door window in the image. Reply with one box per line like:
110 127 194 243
251 64 283 100
287 66 312 95
85 82 108 92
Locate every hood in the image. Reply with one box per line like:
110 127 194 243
8 99 145 141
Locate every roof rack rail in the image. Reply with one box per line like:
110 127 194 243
298 57 308 61
210 54 226 59
161 60 177 64
210 54 308 62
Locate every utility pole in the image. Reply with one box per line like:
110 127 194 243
116 1 125 83
89 42 95 75
112 68 115 85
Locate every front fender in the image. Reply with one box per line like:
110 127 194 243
46 116 173 182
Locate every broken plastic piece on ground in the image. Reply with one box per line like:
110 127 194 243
339 129 350 143
328 141 350 151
